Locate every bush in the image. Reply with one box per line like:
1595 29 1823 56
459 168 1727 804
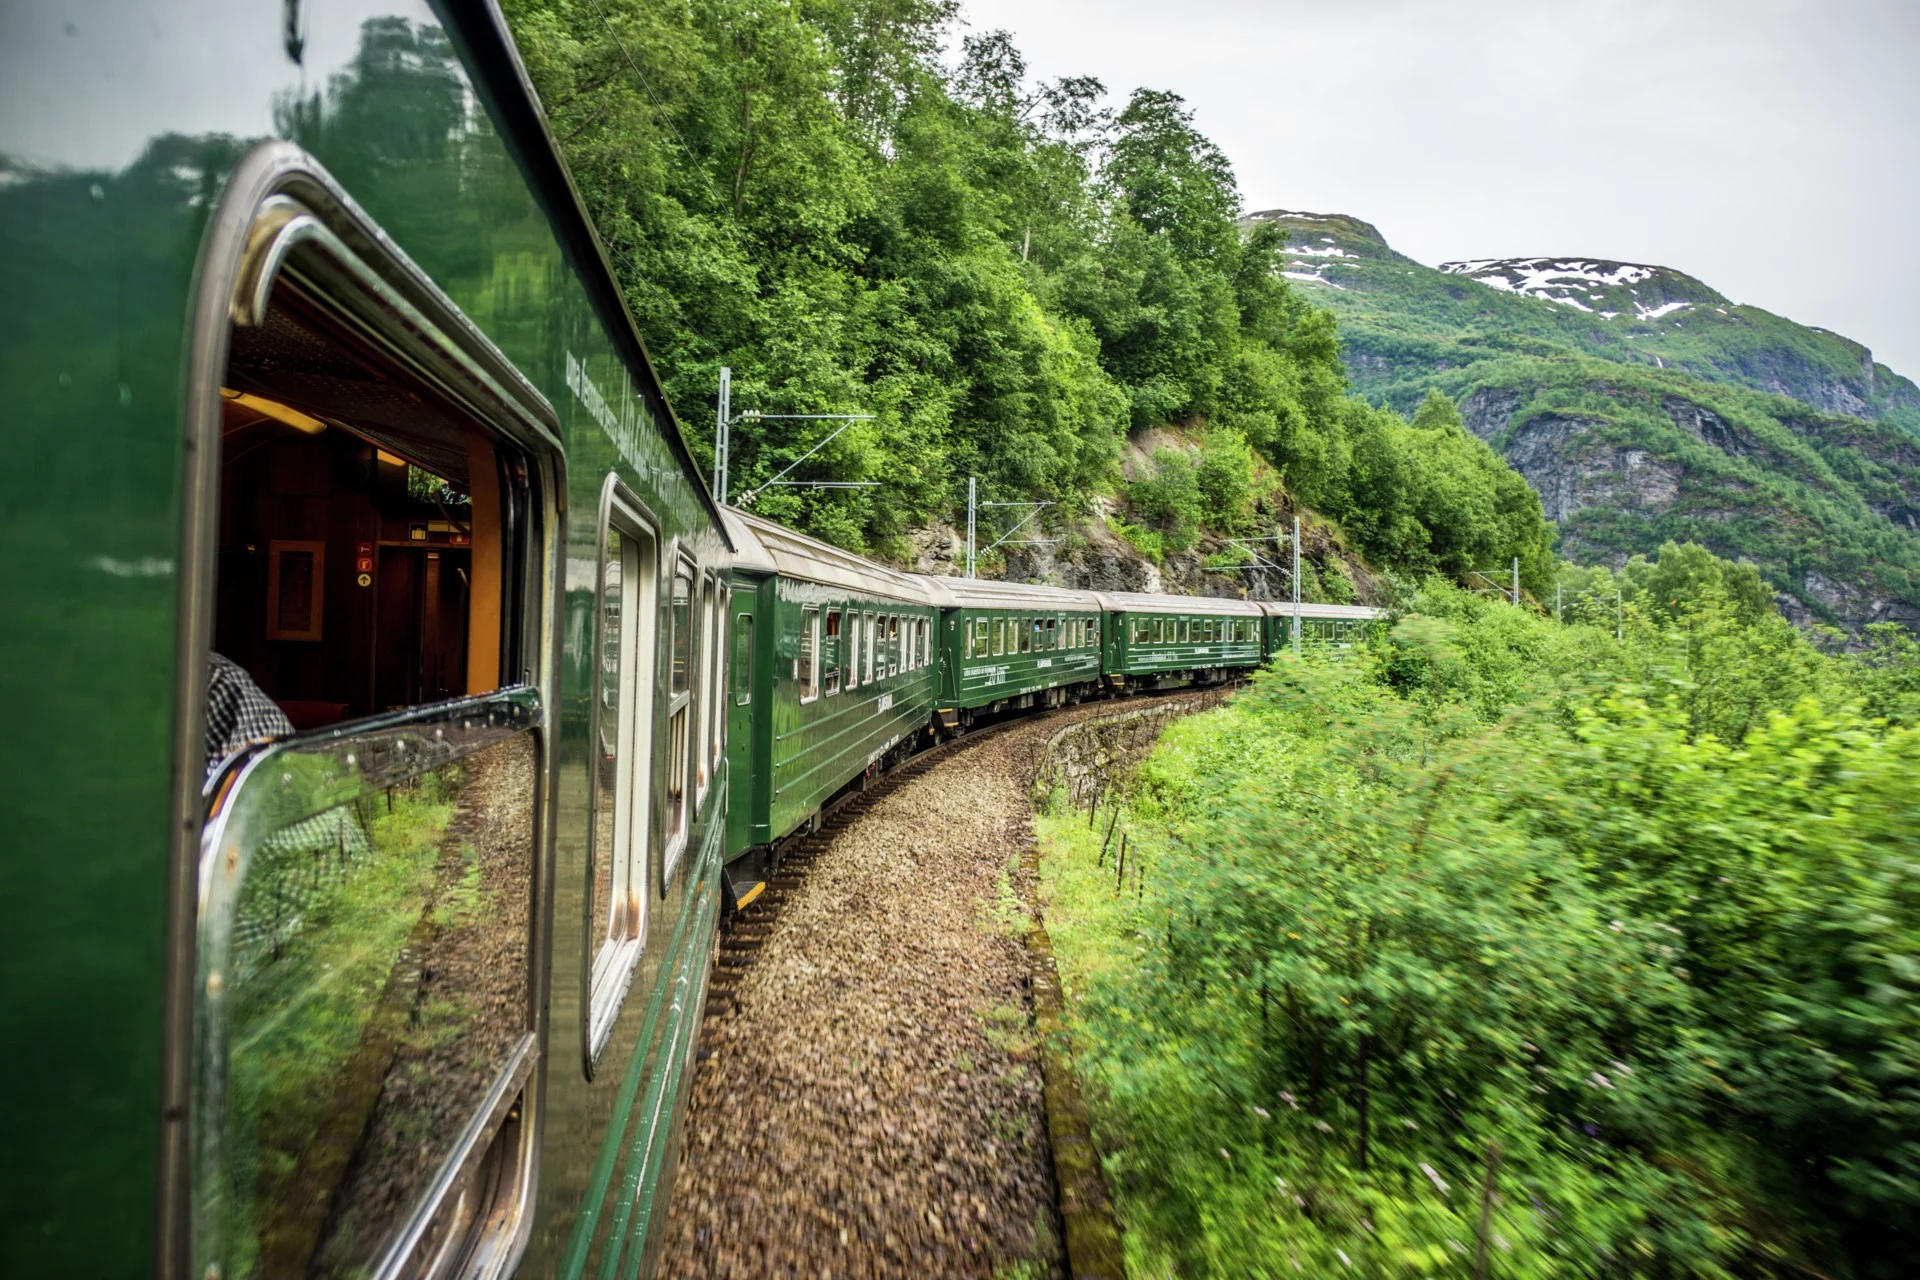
1039 564 1920 1278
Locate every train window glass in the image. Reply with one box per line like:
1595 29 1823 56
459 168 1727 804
1151 618 1163 644
696 574 719 797
709 585 729 770
919 618 930 668
799 606 820 702
1045 618 1057 649
848 613 862 689
861 612 873 684
664 558 695 877
588 492 659 1061
824 610 843 696
733 613 754 705
888 616 900 675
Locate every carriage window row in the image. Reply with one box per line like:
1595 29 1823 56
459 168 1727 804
963 614 1100 659
1128 616 1255 645
799 607 933 703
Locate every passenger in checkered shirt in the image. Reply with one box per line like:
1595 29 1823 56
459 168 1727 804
205 652 293 778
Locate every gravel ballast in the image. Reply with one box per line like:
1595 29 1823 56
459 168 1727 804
661 701 1171 1278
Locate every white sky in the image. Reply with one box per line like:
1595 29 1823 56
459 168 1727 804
959 0 1920 379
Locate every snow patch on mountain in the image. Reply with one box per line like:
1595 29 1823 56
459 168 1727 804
1438 256 1721 324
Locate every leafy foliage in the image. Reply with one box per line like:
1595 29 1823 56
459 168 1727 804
1039 548 1920 1277
504 1 1553 586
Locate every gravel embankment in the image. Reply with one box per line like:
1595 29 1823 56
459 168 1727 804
661 701 1154 1279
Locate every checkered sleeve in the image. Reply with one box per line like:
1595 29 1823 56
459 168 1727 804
206 652 295 777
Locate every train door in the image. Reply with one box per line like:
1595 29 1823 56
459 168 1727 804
169 151 561 1280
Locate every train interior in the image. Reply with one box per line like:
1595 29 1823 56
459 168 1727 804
212 284 515 735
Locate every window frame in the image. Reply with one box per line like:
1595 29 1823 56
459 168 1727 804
661 549 699 887
824 608 843 696
584 475 662 1067
732 610 754 706
695 571 720 802
799 605 821 703
172 142 565 1280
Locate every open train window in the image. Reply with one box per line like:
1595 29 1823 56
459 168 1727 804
588 481 660 1064
181 158 562 1280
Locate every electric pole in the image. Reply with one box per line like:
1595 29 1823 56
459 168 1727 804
966 477 976 579
713 365 731 504
1291 513 1302 656
1511 555 1520 607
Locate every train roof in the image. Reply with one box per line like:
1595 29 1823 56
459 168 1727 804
1256 602 1386 621
722 507 931 603
1089 591 1268 617
909 575 1102 612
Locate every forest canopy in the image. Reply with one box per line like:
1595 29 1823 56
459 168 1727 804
504 0 1553 589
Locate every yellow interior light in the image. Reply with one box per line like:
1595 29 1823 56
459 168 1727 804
221 387 326 435
376 449 406 467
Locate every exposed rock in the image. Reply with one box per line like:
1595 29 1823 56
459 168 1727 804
1459 388 1521 441
1503 414 1680 523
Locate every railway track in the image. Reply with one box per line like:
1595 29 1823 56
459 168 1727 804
701 707 1060 1027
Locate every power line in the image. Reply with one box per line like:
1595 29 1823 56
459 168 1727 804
581 0 699 170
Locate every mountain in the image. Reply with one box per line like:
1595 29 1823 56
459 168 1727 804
1249 209 1920 631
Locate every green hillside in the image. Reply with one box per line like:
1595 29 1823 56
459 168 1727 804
1253 210 1920 630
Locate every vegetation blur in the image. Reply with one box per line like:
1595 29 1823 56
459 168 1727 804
1038 542 1920 1278
503 1 1552 590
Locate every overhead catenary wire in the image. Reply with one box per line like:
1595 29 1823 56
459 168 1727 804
582 0 701 173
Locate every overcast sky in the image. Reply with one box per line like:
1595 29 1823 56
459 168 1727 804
960 0 1920 378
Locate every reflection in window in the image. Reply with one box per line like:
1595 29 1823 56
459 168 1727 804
732 614 754 705
665 563 694 871
799 606 819 702
199 726 536 1280
824 609 842 695
887 616 899 676
696 576 718 795
589 511 656 1061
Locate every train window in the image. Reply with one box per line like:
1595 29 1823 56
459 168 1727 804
799 606 820 702
1044 618 1056 649
964 619 974 658
709 584 729 771
847 613 861 689
733 613 754 705
697 574 719 796
918 618 930 668
184 171 569 1280
587 487 659 1063
664 558 695 877
824 610 843 696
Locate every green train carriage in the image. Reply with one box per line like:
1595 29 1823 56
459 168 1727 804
921 576 1105 729
1257 601 1386 657
1095 591 1269 691
2 5 737 1277
719 509 941 904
